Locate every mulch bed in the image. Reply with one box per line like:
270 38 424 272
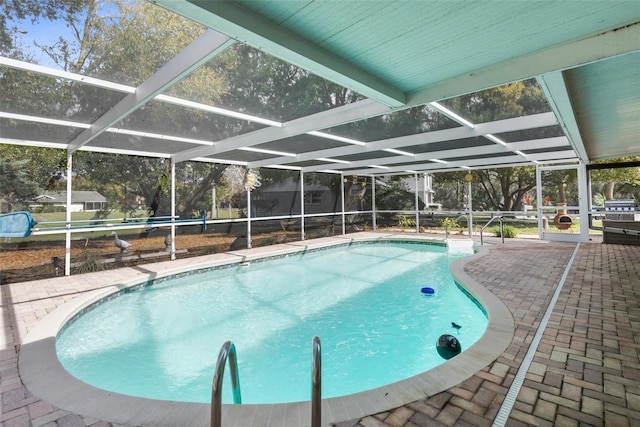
0 230 301 284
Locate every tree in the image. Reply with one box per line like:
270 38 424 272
433 80 549 210
3 1 231 218
0 0 85 54
433 171 468 210
590 156 640 200
0 145 67 190
376 179 420 211
2 0 369 219
175 162 228 217
0 157 41 212
542 169 577 205
72 152 168 217
475 167 536 211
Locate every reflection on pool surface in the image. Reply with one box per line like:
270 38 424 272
57 241 486 404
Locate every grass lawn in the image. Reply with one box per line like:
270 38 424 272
421 215 602 237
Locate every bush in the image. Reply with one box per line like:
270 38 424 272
397 214 416 230
441 217 459 231
493 225 516 238
33 205 66 213
74 250 106 274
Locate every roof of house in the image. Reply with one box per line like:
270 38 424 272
35 191 107 204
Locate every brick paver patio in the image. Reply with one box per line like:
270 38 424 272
2 236 639 426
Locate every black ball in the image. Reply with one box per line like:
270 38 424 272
436 334 461 360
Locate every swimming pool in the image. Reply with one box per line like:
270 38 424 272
56 241 487 404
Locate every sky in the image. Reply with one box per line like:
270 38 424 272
8 16 74 68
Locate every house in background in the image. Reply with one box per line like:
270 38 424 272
252 177 373 217
398 174 442 210
252 178 336 216
31 191 107 212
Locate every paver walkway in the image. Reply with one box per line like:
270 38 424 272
1 237 639 426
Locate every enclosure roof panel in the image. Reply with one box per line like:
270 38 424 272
2 0 640 174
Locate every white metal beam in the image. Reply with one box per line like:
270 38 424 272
1 57 283 128
248 112 558 168
346 154 530 175
537 72 589 162
408 22 640 106
345 150 576 175
0 56 135 93
508 136 570 152
377 160 537 176
0 137 173 159
171 98 391 163
526 150 578 162
301 136 571 173
0 138 68 150
152 0 406 107
302 145 510 173
67 30 234 153
2 111 217 149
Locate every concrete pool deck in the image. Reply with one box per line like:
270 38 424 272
2 232 639 426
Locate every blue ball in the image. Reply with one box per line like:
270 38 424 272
421 287 435 295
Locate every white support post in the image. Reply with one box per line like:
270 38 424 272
372 175 377 231
246 185 252 248
536 164 544 239
65 153 72 276
170 160 176 260
423 173 429 206
341 174 346 235
300 171 305 241
414 173 420 233
578 160 590 242
467 179 473 237
211 186 217 219
586 165 594 232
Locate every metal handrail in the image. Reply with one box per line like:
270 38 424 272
211 341 242 427
589 213 640 236
455 213 469 223
480 216 504 245
311 336 322 427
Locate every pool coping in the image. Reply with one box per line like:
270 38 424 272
18 233 515 427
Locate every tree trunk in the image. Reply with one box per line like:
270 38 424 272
557 182 566 203
69 0 99 73
176 167 226 218
500 173 512 210
604 182 615 200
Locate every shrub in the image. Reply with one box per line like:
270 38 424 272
34 205 66 213
441 217 459 231
74 250 106 274
397 214 416 230
494 225 516 238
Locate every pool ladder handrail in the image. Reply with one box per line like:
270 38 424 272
480 215 504 245
211 341 242 427
210 337 322 427
312 335 322 427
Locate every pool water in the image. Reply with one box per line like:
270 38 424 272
56 242 487 404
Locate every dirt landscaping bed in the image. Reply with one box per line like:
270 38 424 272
0 230 303 284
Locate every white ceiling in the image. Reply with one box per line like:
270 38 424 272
2 0 639 175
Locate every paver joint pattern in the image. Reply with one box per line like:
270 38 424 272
2 239 639 427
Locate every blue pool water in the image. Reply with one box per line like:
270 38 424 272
56 241 486 404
